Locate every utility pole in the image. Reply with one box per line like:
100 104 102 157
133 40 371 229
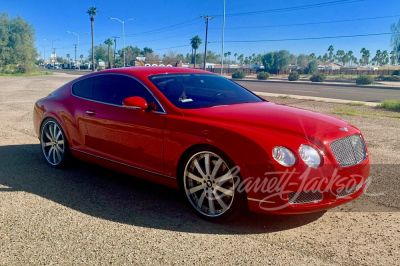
200 15 214 71
113 35 120 67
53 48 56 67
221 0 226 75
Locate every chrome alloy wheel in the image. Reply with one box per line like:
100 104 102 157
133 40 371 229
41 120 65 166
183 151 235 217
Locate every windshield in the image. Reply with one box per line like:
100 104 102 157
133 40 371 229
148 73 263 109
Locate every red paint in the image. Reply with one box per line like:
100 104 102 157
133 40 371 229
33 67 370 214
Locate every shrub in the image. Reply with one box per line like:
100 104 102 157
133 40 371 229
310 73 326 82
377 100 400 111
257 71 270 80
379 75 400 81
288 71 299 81
232 70 245 79
356 74 374 85
391 70 400 76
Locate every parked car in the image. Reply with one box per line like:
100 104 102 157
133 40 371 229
33 67 370 221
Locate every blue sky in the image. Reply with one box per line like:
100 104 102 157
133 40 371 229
3 0 399 60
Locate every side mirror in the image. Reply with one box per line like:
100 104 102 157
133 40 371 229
122 97 148 110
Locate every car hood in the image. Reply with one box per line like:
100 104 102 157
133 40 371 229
182 102 353 139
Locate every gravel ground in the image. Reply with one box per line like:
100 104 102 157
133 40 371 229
0 73 399 265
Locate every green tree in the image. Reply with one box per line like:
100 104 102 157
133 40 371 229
87 6 98 71
66 54 70 63
227 51 231 63
327 45 334 62
360 48 370 65
322 53 329 62
104 38 114 68
142 47 153 55
273 50 290 72
336 50 345 65
309 53 316 60
307 59 319 74
237 54 244 64
297 54 308 68
390 50 397 65
190 35 202 68
390 19 400 63
117 45 140 66
88 45 108 62
234 53 238 62
0 12 38 73
261 52 274 71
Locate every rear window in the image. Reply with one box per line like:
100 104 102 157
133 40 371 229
72 77 93 99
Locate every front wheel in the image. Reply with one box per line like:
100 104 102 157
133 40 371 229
181 147 247 222
40 118 71 168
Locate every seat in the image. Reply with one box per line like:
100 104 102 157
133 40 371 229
164 81 185 104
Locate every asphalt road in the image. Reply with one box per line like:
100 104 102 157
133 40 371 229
42 68 400 102
235 80 400 103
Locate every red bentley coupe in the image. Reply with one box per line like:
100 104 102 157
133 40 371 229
33 67 370 221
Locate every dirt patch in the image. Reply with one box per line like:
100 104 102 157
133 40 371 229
0 74 399 265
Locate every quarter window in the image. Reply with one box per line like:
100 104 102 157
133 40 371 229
72 77 93 99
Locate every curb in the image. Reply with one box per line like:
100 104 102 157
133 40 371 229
253 91 379 107
229 77 400 90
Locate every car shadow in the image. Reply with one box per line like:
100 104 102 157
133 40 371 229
0 144 325 234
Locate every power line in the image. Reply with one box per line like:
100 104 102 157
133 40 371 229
153 44 191 51
211 14 400 30
209 32 392 43
134 30 203 44
217 0 365 17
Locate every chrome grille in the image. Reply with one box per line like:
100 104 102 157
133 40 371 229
288 191 323 204
330 135 367 167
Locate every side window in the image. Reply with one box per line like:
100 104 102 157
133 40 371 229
93 74 162 111
93 75 146 105
72 77 93 99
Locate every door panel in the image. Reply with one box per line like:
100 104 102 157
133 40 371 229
81 74 166 175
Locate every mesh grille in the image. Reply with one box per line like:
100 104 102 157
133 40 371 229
288 191 323 204
337 184 362 199
330 135 367 167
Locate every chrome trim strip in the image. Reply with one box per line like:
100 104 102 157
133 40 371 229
70 73 167 114
70 148 176 180
247 197 275 204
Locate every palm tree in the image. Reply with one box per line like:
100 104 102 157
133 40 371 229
360 48 370 65
104 38 114 68
234 53 238 62
327 45 334 62
66 54 70 64
227 51 231 63
190 35 202 68
87 7 98 71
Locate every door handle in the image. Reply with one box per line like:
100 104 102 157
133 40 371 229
86 110 97 116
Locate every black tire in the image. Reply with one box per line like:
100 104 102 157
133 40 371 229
178 146 248 222
40 118 71 168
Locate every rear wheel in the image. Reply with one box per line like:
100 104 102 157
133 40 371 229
181 147 247 221
40 118 71 168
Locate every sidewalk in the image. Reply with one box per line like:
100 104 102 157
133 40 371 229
224 75 400 89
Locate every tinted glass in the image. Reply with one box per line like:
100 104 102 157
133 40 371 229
148 73 263 109
93 74 162 110
72 77 93 99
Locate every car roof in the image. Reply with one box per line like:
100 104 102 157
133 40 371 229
93 66 215 77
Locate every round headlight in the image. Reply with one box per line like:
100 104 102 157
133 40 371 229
272 146 296 167
299 145 322 168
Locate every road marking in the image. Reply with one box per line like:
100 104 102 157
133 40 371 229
253 91 379 106
282 89 319 93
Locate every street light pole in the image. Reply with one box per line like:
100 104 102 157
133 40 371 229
113 36 120 67
44 39 60 69
66 31 80 70
39 45 50 63
109 17 138 67
221 0 226 75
